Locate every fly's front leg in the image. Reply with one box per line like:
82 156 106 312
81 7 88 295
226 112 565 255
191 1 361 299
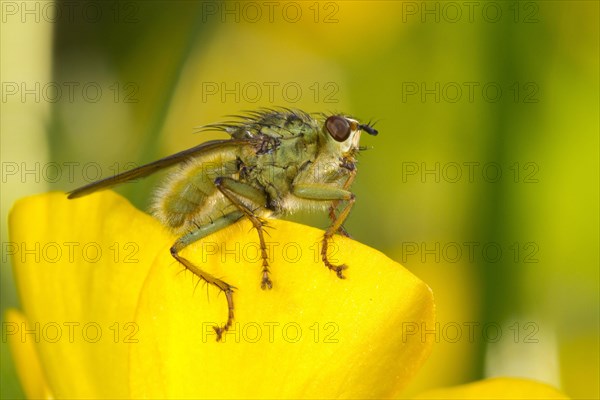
213 177 272 290
328 169 356 238
171 210 243 341
293 185 355 278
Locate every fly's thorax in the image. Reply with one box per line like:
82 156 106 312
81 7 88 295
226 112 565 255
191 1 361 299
239 133 318 212
294 151 353 189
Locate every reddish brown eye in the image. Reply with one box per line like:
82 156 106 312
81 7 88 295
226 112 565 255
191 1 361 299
325 116 351 142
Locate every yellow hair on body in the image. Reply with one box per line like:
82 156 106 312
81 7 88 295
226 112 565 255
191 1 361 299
152 148 239 234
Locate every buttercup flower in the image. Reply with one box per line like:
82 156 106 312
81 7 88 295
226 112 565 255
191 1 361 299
6 192 568 399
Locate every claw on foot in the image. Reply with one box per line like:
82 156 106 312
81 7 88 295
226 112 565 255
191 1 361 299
324 261 347 279
261 275 273 290
214 325 226 341
321 236 348 279
333 264 348 279
212 288 235 342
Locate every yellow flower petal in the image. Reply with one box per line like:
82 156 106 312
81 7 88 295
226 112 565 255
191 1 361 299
8 191 167 398
4 309 53 399
9 191 435 398
412 377 570 399
130 220 434 398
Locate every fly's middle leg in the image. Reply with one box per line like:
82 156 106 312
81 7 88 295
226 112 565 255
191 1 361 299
214 177 272 289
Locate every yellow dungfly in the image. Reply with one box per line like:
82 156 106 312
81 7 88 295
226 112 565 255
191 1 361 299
68 108 378 340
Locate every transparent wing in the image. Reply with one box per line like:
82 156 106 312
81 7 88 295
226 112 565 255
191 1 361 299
67 139 249 199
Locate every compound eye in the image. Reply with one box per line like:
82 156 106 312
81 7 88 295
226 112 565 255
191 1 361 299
325 116 351 142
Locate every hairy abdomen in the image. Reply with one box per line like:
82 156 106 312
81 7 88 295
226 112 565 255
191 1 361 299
152 152 239 233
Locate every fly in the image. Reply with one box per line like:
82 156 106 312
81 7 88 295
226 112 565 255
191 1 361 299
68 108 378 340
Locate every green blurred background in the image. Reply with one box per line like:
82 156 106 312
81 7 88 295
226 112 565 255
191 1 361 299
1 1 598 398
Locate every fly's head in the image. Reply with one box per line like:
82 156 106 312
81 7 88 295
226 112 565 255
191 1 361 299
321 114 378 158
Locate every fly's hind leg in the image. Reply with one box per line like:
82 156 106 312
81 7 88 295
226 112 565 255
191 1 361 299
213 177 272 289
293 185 355 279
171 210 244 341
